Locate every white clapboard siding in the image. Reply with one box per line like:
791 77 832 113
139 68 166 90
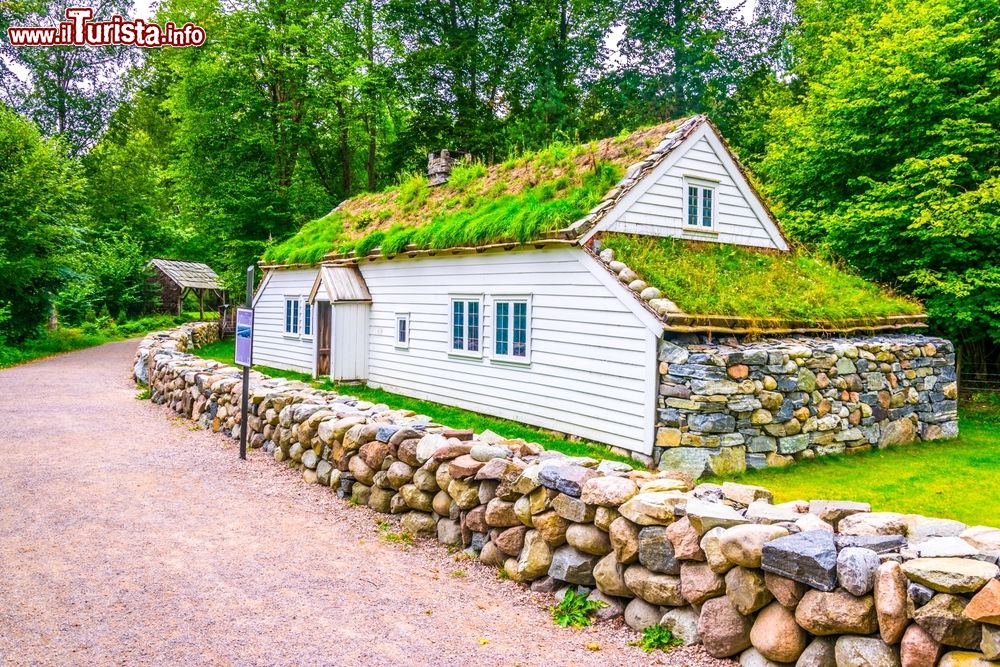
360 246 660 454
251 268 317 374
596 124 787 250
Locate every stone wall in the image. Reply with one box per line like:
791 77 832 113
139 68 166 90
655 335 959 478
133 325 998 666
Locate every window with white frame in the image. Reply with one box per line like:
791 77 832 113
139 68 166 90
302 301 313 337
494 298 530 361
685 179 716 229
284 297 300 335
450 297 481 355
395 313 410 348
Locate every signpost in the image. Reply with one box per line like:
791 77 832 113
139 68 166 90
236 265 254 460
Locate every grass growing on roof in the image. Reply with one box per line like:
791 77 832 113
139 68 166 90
262 121 688 265
601 234 922 323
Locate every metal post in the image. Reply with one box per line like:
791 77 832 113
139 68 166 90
239 265 254 460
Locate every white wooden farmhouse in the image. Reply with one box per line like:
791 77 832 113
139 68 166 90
252 116 924 460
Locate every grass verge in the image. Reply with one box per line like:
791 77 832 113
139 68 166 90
0 313 216 369
709 396 1000 526
193 338 641 467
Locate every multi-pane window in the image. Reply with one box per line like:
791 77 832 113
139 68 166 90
494 299 529 361
451 298 481 354
395 313 409 348
686 182 715 229
302 302 313 337
284 298 300 334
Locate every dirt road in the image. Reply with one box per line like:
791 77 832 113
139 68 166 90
0 341 731 666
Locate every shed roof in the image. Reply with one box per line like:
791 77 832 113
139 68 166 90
148 259 222 290
308 266 371 303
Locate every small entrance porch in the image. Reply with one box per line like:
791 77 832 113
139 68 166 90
308 266 371 383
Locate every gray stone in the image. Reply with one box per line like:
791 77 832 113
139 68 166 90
913 594 982 650
548 545 599 586
587 589 625 622
834 534 906 554
624 597 663 631
685 498 749 534
437 518 463 547
797 638 837 667
538 465 597 497
660 607 701 646
837 547 880 596
761 530 839 592
470 443 510 462
690 413 737 434
834 636 901 667
638 526 681 575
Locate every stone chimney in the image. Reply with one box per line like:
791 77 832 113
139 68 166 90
427 149 468 186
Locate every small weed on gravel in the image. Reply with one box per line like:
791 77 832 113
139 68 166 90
631 625 683 652
135 384 151 400
551 588 605 629
451 569 466 578
375 520 413 546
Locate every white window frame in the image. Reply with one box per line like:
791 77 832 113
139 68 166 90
301 299 314 339
449 295 484 358
283 297 300 336
491 295 532 364
394 312 410 349
683 176 718 231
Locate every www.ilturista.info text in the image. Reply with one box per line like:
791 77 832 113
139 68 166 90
6 7 206 48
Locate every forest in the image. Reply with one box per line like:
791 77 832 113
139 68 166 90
0 0 997 377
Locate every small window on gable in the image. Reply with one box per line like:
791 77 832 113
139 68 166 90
284 298 300 335
302 301 313 337
685 179 716 229
494 297 530 362
450 297 481 356
395 313 409 348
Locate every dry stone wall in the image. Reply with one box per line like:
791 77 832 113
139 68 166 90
655 335 959 479
134 324 997 667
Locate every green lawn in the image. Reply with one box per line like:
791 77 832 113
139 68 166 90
0 313 217 369
194 338 641 467
712 398 1000 526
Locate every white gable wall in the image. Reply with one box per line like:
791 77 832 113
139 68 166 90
594 124 788 250
251 268 317 374
360 246 660 455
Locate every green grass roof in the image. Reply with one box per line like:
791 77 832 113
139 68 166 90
262 121 687 266
601 234 923 324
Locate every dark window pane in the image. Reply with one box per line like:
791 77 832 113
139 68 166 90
703 188 713 227
468 301 479 352
495 302 509 356
513 302 527 357
688 186 699 226
452 301 463 349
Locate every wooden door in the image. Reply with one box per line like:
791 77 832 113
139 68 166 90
315 301 331 377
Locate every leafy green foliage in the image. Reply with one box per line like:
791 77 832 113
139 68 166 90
0 106 88 343
551 588 606 628
602 234 921 324
755 0 999 348
632 625 684 652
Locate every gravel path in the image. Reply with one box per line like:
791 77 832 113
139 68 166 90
0 341 735 667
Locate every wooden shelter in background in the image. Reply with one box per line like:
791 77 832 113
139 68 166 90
147 259 224 319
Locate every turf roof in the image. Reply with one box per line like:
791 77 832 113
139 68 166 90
600 234 924 325
261 120 688 266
